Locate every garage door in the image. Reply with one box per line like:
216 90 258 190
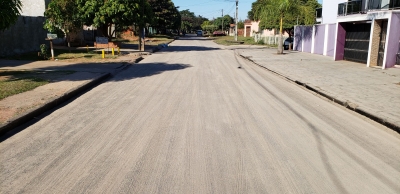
343 23 371 63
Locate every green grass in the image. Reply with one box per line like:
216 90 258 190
54 50 118 60
118 36 174 46
212 36 257 45
0 70 75 100
212 36 278 48
2 35 174 62
1 49 118 61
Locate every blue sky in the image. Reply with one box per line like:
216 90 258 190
174 0 323 21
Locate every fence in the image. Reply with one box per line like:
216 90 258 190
254 34 288 45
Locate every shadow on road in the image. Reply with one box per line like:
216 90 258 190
0 61 191 141
158 45 220 53
111 62 192 82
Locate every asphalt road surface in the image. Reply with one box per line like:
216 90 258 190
1 36 400 194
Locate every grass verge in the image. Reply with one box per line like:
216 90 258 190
212 36 278 48
0 70 75 100
1 49 118 61
116 36 174 46
212 36 257 45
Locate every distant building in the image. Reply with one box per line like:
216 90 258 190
243 20 288 38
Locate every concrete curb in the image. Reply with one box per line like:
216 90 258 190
152 39 175 53
240 54 400 133
0 73 111 136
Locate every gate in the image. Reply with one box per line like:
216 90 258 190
343 23 371 63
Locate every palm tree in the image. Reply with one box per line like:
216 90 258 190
252 0 316 54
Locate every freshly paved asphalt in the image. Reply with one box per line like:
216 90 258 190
1 36 399 193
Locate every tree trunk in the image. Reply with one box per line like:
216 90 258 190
99 25 108 38
277 16 284 54
108 24 112 41
138 26 145 51
67 33 71 53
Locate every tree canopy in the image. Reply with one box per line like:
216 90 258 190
201 20 217 33
180 9 208 32
249 0 320 53
76 0 153 39
148 0 181 34
44 0 81 40
213 15 234 31
249 0 320 31
0 0 22 31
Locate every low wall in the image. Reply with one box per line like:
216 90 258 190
254 35 289 45
295 24 337 57
0 16 48 57
313 25 325 55
386 13 400 68
326 24 336 57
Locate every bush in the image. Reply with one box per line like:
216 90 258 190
39 44 48 60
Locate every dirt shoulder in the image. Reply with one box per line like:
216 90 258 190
0 54 142 129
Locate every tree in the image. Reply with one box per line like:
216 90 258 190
250 0 319 54
76 0 153 51
179 10 207 32
0 0 22 31
213 15 234 31
180 9 195 32
192 15 208 31
201 20 217 33
77 0 153 40
237 21 244 29
148 0 181 34
44 0 81 48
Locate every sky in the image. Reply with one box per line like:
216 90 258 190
173 0 323 21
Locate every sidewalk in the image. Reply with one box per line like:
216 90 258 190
0 55 142 135
239 48 400 131
0 39 175 135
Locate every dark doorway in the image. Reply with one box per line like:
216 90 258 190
246 26 251 37
343 22 371 63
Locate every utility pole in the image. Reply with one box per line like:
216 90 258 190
139 0 145 51
222 9 224 33
235 0 238 41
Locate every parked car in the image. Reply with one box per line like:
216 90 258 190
197 30 203 36
213 31 226 36
283 37 293 50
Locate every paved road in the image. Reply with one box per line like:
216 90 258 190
1 36 400 193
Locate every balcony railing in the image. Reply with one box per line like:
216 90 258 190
338 0 363 16
338 0 400 16
368 0 400 10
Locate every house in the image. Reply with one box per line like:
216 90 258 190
243 20 289 38
0 0 51 57
335 0 400 68
294 0 400 69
